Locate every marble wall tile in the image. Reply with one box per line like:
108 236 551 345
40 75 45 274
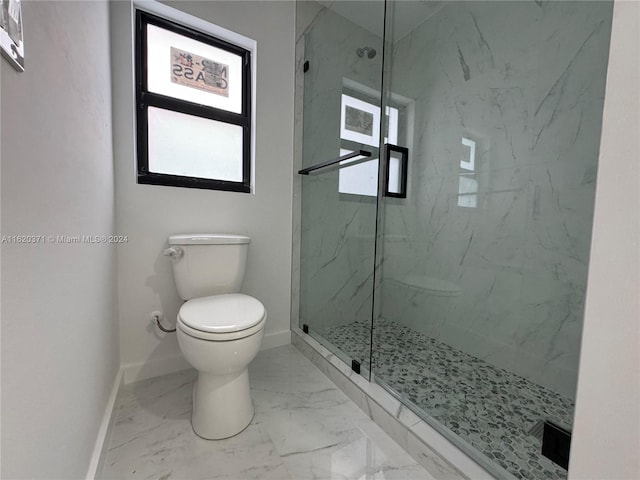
378 0 613 398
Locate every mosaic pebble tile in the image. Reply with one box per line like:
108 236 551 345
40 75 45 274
319 318 575 480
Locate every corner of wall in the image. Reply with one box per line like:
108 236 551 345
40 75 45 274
569 1 640 478
85 369 124 480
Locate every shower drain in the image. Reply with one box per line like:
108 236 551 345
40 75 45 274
528 420 572 470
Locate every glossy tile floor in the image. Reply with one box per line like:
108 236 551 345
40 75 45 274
320 319 574 480
99 345 439 480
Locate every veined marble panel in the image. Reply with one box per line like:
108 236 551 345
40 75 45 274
379 0 613 398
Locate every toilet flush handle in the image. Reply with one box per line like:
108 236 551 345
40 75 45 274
163 246 184 259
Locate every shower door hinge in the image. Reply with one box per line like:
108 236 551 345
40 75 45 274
302 323 309 334
351 359 361 374
303 60 309 72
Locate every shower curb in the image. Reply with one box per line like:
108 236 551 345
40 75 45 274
292 327 498 480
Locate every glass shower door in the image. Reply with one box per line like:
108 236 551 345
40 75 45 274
373 1 613 479
297 1 386 376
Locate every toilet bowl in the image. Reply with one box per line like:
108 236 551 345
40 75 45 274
176 294 266 439
164 234 266 440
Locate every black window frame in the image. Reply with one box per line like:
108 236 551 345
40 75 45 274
135 10 252 193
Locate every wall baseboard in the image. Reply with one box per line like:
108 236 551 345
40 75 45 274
122 329 292 385
122 353 191 385
85 368 123 480
261 329 291 351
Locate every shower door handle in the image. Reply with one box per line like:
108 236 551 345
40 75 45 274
298 150 372 175
384 144 408 198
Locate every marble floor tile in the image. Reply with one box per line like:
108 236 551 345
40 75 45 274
100 344 437 480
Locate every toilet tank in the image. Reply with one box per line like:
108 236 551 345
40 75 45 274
167 234 250 300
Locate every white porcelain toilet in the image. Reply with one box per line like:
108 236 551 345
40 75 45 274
164 233 266 440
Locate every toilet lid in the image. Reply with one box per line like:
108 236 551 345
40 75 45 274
178 294 265 333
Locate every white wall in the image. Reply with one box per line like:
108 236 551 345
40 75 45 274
0 2 119 478
111 1 295 382
569 1 640 478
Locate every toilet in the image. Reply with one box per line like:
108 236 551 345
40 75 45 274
164 233 266 440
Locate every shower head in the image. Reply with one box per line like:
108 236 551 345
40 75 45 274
356 46 377 59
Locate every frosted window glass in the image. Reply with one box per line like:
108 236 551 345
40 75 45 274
147 24 243 114
388 152 403 194
338 149 378 197
148 107 243 182
457 175 478 208
385 106 399 144
338 147 403 196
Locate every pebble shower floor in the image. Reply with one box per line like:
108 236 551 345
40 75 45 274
320 318 575 480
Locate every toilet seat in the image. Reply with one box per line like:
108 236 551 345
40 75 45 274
178 318 265 341
177 293 266 341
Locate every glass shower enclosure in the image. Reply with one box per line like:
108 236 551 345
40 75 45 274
296 1 613 479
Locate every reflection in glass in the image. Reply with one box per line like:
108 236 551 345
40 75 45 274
458 136 478 208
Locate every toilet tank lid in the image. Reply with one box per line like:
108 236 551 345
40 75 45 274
168 234 251 245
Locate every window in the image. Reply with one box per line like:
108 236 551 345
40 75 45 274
136 9 253 192
338 89 403 197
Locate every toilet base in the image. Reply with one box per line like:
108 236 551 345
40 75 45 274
191 368 254 440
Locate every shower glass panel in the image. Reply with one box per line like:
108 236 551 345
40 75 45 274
297 1 385 376
373 2 613 479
